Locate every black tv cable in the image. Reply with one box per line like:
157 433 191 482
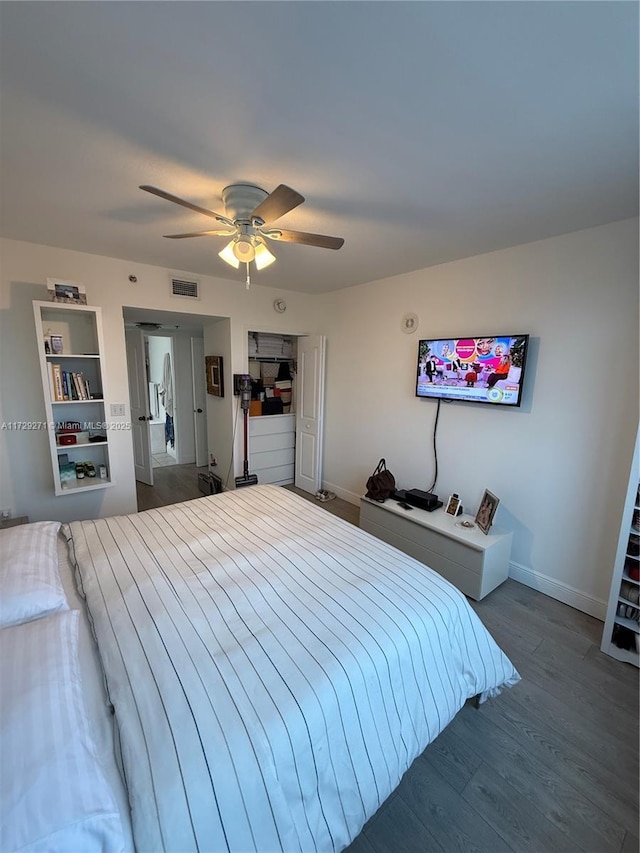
427 398 441 493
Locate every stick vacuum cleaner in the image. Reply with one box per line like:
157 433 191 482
235 374 258 489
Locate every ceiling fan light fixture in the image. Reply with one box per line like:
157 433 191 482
254 240 277 270
219 240 240 269
232 235 256 263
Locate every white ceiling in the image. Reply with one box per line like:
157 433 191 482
0 2 637 295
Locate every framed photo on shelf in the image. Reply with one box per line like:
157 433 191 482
205 355 224 397
50 334 64 354
47 278 87 305
475 489 499 534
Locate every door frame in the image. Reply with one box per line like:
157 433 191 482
123 316 211 491
241 326 326 493
190 335 208 468
124 327 153 486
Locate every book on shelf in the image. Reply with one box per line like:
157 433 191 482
71 372 82 400
49 363 65 401
71 372 89 400
61 371 70 401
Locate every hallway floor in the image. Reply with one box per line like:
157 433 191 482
152 451 177 468
136 463 207 511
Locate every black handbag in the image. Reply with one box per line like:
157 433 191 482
365 458 396 502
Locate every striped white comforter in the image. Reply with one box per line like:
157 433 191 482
66 485 519 853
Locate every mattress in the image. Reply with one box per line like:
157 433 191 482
56 534 135 852
64 484 520 852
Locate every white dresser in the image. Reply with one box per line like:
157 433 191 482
249 413 296 485
360 497 512 600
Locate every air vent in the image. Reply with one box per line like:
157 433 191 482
170 277 199 299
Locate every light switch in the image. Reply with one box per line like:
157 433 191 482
110 403 126 417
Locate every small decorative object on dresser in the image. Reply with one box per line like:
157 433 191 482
445 493 462 516
475 489 500 534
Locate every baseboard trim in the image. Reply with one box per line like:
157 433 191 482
322 482 361 507
509 560 607 620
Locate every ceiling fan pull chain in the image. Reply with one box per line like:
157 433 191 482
246 263 251 290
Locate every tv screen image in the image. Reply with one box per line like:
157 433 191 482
416 334 529 407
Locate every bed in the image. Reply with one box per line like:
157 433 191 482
1 485 519 852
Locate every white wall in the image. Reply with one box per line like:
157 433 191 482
1 220 636 617
320 219 639 617
203 317 234 489
0 238 326 522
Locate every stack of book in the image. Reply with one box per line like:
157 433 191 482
48 364 93 401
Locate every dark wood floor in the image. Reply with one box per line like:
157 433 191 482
136 479 639 852
136 463 208 512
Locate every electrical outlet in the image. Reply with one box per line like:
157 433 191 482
1 509 12 519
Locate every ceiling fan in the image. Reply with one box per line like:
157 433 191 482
140 183 344 288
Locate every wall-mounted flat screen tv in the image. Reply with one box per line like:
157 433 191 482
416 334 530 407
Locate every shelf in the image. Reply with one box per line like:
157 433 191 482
59 477 113 494
614 615 640 634
600 429 640 666
604 644 639 665
249 356 295 363
46 353 100 359
50 398 104 405
34 300 113 496
56 441 108 452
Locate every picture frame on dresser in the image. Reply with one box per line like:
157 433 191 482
445 493 462 516
475 489 499 534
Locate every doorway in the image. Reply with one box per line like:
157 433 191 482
246 331 325 494
146 335 177 468
123 307 214 506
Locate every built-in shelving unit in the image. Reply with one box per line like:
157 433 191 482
33 300 113 496
601 427 639 666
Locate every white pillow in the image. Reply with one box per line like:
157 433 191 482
0 610 125 852
0 520 68 627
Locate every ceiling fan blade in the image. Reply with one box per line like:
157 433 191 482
251 184 305 224
262 228 344 250
164 229 236 239
139 185 234 226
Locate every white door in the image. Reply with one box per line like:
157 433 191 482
295 335 326 494
190 336 207 468
125 328 153 486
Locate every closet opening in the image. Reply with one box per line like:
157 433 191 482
245 331 325 495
